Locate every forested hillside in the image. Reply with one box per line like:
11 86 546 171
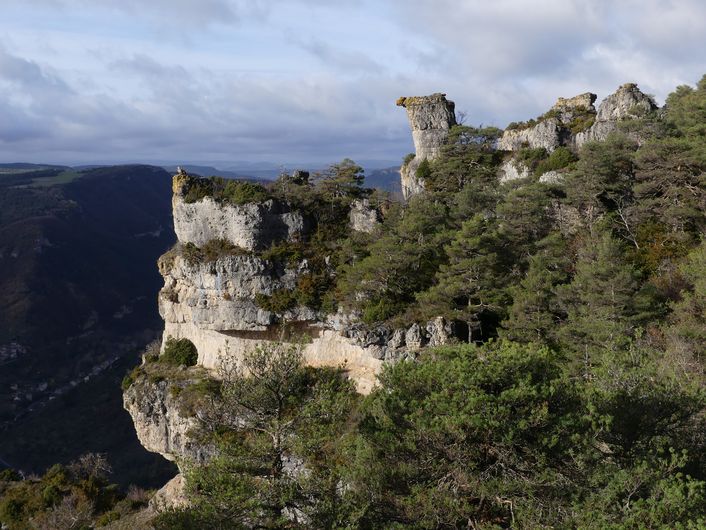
149 76 706 528
0 165 176 488
3 76 706 528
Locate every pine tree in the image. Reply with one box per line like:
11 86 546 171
556 232 647 373
501 234 570 345
665 239 706 380
416 214 510 340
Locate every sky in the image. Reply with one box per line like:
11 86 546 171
0 0 705 168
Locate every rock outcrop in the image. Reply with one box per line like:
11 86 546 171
349 198 380 233
149 474 189 512
499 92 597 152
154 173 464 396
172 173 307 251
159 252 305 334
397 93 457 199
498 158 531 183
575 83 657 148
123 375 210 463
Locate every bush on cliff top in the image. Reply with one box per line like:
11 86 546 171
181 239 248 265
0 454 147 529
183 176 271 205
161 337 198 367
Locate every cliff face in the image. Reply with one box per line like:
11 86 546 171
124 174 467 507
498 92 597 152
575 83 657 147
123 376 208 464
159 252 302 333
397 93 457 199
172 174 307 251
128 81 664 509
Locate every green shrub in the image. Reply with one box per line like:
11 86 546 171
182 177 271 205
201 238 247 262
362 298 406 324
570 114 595 133
183 179 215 203
41 484 61 507
260 241 304 267
221 180 270 205
535 146 577 176
0 498 25 523
96 510 121 526
181 242 203 265
121 366 142 390
255 289 297 313
415 158 432 181
0 469 21 482
177 379 222 416
505 118 538 131
161 338 198 367
181 239 247 265
515 147 548 169
403 153 416 165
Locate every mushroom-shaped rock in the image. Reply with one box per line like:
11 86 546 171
397 93 457 199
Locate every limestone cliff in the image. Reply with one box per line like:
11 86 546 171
498 92 597 152
123 375 209 464
575 83 657 148
124 173 465 508
397 93 457 199
172 173 307 251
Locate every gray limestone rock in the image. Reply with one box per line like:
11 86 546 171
426 317 456 347
400 158 427 199
159 252 303 332
498 117 564 152
150 474 190 512
397 93 457 199
538 170 564 185
498 158 531 183
499 93 597 152
123 377 212 463
575 83 657 148
171 174 308 251
404 323 426 350
349 198 380 233
397 93 457 159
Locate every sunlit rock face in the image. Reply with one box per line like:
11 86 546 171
397 93 457 199
155 172 467 395
172 174 307 251
498 92 597 152
575 83 658 148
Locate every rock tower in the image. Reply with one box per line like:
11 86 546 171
397 93 457 199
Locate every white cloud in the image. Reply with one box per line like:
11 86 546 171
0 0 705 164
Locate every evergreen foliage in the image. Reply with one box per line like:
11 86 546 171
146 76 706 526
11 77 706 528
0 454 150 529
161 337 198 366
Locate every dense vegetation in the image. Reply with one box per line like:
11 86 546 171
147 76 706 528
0 454 151 529
6 76 706 527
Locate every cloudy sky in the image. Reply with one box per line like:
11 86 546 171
1 0 705 167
